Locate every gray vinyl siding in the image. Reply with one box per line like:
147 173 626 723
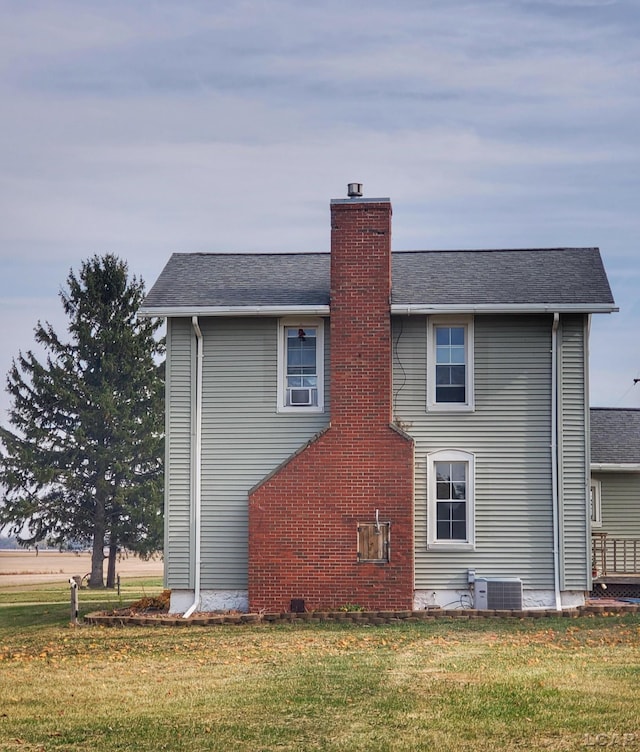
166 311 591 593
394 314 555 591
558 315 590 589
593 472 640 537
165 317 195 588
166 316 330 590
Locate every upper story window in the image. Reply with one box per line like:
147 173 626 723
427 449 476 550
277 319 325 413
427 316 474 411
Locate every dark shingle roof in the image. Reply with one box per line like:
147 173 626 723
392 248 612 306
591 408 640 465
143 253 329 308
141 248 615 312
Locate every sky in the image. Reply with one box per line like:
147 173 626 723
0 0 639 422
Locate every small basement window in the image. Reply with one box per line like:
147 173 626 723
357 521 390 563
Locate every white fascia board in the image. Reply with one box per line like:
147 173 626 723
391 303 618 315
591 463 640 472
139 302 617 318
139 305 331 318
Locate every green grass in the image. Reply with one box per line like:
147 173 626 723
0 578 164 628
1 586 639 751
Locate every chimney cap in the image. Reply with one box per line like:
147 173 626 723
347 182 363 198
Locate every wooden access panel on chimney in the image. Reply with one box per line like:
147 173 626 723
357 522 390 563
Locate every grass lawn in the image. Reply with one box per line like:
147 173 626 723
1 583 639 751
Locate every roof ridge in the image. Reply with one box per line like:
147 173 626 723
169 248 601 258
171 251 329 257
393 247 600 254
591 407 640 412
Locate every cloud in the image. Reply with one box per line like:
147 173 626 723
0 0 638 416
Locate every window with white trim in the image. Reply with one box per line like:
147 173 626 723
277 319 325 413
427 316 474 411
427 449 475 550
590 479 602 527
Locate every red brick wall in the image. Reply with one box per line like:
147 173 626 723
329 200 394 428
248 197 415 613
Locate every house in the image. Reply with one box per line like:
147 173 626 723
140 186 617 615
590 408 640 596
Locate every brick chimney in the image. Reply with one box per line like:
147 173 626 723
329 194 394 428
248 187 414 613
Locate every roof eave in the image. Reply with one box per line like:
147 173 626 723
138 305 331 318
139 302 618 318
591 463 640 472
391 303 618 314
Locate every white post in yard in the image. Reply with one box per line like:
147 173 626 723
68 577 79 625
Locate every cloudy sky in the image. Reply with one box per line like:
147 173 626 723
1 0 639 420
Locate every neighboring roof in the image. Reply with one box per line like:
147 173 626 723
140 247 616 316
591 408 640 465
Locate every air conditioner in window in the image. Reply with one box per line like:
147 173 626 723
289 387 313 406
474 578 523 610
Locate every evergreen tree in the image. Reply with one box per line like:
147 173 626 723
0 255 164 587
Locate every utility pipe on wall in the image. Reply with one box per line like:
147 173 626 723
551 313 562 612
184 316 203 619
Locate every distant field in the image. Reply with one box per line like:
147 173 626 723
0 549 163 586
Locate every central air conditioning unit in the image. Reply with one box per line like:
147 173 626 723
474 578 523 610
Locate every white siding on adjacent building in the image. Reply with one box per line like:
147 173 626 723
593 472 640 537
